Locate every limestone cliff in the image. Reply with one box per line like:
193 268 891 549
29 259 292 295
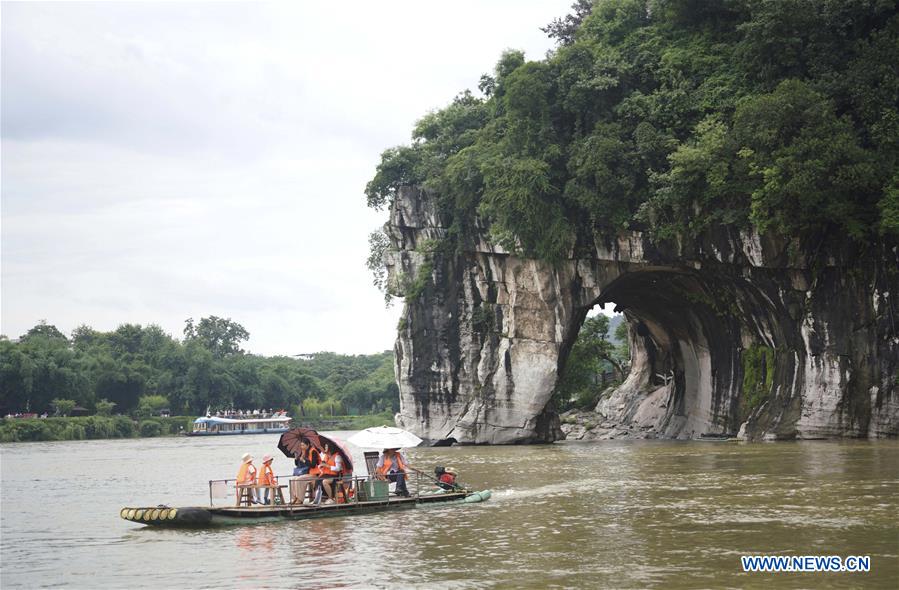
385 187 899 444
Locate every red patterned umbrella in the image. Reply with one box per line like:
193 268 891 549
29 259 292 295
277 427 323 458
277 428 354 474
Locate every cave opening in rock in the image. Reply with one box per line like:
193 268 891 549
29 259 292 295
560 269 761 439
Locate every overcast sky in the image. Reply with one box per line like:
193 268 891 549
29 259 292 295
1 1 575 356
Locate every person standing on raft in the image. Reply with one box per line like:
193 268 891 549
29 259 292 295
257 454 277 505
376 448 410 497
236 452 257 504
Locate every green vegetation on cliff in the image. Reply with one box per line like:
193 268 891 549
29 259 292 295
0 318 398 420
740 344 776 421
367 0 898 262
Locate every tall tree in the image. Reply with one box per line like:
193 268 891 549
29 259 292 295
183 316 250 358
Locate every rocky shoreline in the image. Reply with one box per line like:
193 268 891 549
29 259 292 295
559 409 658 441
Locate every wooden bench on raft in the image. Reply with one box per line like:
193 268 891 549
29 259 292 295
236 484 286 506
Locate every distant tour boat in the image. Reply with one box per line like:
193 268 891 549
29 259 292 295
188 412 291 436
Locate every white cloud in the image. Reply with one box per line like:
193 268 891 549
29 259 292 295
1 0 572 355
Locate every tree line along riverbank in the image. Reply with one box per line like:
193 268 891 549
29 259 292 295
0 411 396 443
1 317 400 421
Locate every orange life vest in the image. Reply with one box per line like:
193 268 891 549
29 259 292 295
318 451 341 476
377 452 407 479
306 448 324 476
257 463 276 486
237 462 256 485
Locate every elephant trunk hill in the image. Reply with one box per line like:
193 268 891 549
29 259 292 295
386 187 897 444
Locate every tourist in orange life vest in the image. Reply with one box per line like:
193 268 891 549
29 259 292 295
314 442 345 505
236 452 258 504
257 454 277 504
376 448 410 497
289 439 320 504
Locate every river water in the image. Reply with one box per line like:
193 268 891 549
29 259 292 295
1 435 897 589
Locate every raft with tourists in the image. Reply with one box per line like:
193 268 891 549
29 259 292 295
121 426 491 528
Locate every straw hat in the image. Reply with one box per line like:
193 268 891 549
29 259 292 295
241 453 253 463
262 454 273 463
445 467 458 475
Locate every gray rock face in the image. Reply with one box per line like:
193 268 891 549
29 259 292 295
385 187 899 444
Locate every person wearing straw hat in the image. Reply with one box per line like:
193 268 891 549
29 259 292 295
438 466 458 490
257 454 277 505
236 452 258 505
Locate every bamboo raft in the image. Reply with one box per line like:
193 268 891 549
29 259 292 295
121 475 491 528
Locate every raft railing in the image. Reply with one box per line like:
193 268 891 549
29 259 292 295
208 470 442 507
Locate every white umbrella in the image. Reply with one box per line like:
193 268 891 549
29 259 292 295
348 426 423 449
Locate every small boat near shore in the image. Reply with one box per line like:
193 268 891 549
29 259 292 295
121 476 491 528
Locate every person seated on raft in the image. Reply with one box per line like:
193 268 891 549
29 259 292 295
289 438 320 504
236 452 258 505
376 448 410 497
314 442 346 505
437 466 458 490
256 454 277 504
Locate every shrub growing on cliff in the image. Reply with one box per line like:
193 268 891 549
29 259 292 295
741 345 775 421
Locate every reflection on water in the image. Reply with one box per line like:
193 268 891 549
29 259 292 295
2 436 897 589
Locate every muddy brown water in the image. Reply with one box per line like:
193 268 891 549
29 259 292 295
2 435 897 588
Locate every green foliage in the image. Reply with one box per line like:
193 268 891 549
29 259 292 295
95 398 116 416
296 411 396 430
0 419 55 442
878 172 899 235
403 259 434 300
554 314 625 411
740 344 775 421
612 318 629 359
183 316 249 358
365 146 426 210
471 304 496 334
51 398 76 417
366 230 392 302
1 321 399 421
367 0 899 268
134 395 169 419
541 0 595 46
23 320 69 342
0 415 195 442
300 397 343 418
139 420 163 437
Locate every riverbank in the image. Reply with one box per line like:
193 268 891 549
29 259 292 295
0 412 396 442
293 411 394 431
0 415 195 442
